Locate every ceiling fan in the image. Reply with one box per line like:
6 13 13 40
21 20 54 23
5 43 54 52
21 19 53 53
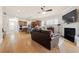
38 6 53 14
41 6 52 12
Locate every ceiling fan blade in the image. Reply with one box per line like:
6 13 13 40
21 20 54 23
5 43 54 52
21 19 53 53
46 9 52 12
41 6 46 11
41 7 43 10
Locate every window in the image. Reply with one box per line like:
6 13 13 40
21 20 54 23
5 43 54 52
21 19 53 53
46 19 58 25
41 19 58 27
9 17 19 31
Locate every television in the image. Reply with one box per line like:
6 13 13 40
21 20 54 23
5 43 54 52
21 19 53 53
62 9 77 23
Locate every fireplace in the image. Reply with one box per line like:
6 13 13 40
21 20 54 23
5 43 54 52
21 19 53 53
64 28 75 42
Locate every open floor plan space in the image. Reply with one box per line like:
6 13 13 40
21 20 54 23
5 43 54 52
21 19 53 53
0 6 79 53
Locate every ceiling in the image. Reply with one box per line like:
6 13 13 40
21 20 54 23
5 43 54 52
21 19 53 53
2 6 79 19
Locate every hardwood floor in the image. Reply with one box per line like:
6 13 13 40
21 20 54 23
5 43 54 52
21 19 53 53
0 32 79 53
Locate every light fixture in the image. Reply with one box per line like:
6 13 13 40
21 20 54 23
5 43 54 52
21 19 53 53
42 11 46 14
17 10 21 13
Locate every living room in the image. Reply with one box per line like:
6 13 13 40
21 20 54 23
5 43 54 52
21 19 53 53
0 6 79 52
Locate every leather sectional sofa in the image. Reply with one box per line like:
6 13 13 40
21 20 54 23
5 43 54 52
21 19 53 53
31 30 59 50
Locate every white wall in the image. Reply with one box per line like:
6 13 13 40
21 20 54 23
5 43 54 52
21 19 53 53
3 15 9 34
40 15 60 33
0 7 3 44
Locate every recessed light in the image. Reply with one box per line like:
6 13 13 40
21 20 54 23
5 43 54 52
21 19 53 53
17 10 21 12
